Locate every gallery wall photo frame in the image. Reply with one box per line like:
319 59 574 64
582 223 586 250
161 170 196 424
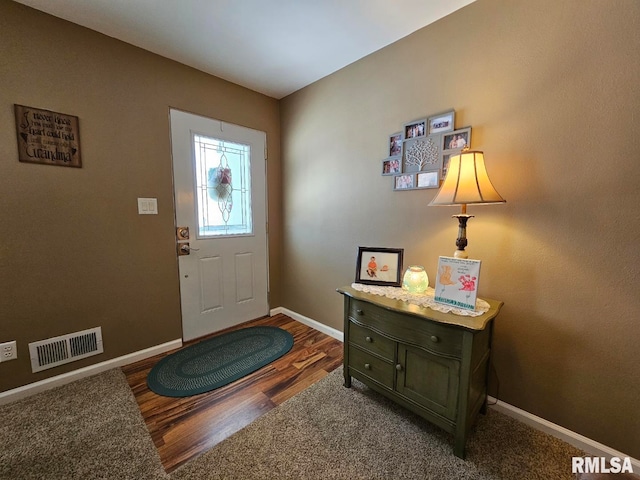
393 171 439 191
393 173 415 191
382 157 401 176
403 118 427 140
442 127 472 152
355 246 404 287
441 151 454 179
415 170 440 189
428 110 455 135
388 132 403 157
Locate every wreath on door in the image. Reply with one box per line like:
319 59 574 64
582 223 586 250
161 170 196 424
207 167 232 200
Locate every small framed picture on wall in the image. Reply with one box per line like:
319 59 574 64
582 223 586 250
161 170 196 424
428 110 455 135
442 127 471 151
415 171 439 189
388 132 403 157
393 174 415 191
403 118 427 140
382 157 401 176
441 151 454 179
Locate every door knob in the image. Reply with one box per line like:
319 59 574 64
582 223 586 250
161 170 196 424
176 226 190 240
177 243 200 256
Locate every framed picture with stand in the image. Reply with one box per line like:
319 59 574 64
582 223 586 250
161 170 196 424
355 247 404 287
434 256 481 311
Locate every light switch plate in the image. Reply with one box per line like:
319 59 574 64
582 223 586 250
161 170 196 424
138 198 158 215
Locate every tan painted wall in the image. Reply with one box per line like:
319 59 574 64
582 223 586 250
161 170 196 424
281 0 640 458
0 1 281 391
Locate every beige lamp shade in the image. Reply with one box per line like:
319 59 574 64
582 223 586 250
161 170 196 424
430 150 506 206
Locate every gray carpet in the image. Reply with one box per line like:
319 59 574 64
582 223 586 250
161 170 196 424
173 368 583 480
0 369 168 480
0 367 584 480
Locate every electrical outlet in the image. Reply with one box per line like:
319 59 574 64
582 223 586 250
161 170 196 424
0 341 17 362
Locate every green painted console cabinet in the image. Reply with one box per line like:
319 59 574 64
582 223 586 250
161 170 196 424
338 286 503 459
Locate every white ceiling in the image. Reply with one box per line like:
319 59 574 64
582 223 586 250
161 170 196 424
13 0 475 99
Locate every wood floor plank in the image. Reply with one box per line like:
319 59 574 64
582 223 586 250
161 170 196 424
122 314 343 473
160 391 275 472
270 368 329 405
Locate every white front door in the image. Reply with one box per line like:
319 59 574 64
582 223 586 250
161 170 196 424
170 109 269 341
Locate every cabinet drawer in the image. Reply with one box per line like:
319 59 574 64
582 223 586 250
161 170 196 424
349 321 395 361
349 298 463 358
348 346 394 389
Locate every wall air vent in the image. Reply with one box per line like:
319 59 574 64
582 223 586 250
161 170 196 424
28 327 103 373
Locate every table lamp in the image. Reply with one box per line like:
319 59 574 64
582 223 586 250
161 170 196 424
429 147 505 258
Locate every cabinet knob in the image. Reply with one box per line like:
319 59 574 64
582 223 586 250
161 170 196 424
396 364 403 371
365 336 372 343
364 363 371 370
356 309 364 315
430 335 439 343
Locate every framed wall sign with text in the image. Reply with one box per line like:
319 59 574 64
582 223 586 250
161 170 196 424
14 104 82 168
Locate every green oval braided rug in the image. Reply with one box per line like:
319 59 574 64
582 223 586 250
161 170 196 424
147 326 294 397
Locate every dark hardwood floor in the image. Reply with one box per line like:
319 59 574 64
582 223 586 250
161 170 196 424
122 313 344 473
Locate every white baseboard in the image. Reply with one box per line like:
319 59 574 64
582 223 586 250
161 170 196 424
488 396 640 471
0 338 182 406
270 306 343 342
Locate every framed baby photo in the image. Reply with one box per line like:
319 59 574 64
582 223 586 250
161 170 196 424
393 173 415 191
388 132 403 157
403 118 427 140
355 246 404 287
428 110 455 135
442 127 471 151
382 156 401 176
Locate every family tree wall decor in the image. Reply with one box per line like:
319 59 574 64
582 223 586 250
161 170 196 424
381 109 472 192
403 136 440 173
14 104 82 168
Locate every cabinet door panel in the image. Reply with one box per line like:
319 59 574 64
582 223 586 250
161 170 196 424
396 344 460 420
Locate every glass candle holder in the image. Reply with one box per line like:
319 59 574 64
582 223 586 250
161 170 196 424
402 265 429 294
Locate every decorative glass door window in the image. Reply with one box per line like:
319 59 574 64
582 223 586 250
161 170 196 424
193 133 253 237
